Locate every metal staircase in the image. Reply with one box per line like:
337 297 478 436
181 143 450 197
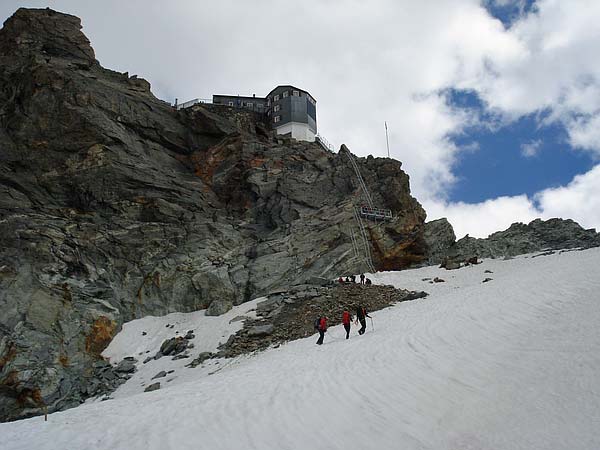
343 149 374 208
352 207 376 273
340 147 396 273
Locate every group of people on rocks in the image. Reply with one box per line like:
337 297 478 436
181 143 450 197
315 305 372 345
338 273 372 285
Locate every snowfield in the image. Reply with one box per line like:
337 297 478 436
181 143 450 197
2 248 599 450
100 297 261 399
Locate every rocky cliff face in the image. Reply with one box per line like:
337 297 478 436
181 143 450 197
424 218 600 264
0 8 427 421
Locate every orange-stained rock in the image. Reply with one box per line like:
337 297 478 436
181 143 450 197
85 317 117 357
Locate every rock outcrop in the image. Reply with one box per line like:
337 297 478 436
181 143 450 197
0 9 427 421
425 218 600 265
216 283 428 358
423 218 456 265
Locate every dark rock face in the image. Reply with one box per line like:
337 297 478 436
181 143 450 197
423 218 456 265
0 9 427 421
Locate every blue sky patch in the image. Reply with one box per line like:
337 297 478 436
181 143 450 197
484 0 538 28
448 88 595 203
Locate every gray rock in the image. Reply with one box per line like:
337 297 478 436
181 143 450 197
256 297 283 317
159 337 188 356
446 218 600 261
115 359 137 373
267 306 284 319
151 371 167 380
440 259 461 270
247 324 275 337
304 276 331 286
186 352 214 368
144 383 160 393
229 315 247 323
184 330 195 340
423 218 456 264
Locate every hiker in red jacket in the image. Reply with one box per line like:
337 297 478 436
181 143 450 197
316 316 328 345
342 310 353 339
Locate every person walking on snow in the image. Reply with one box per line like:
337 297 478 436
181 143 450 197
359 273 365 285
316 316 328 345
342 310 352 339
355 305 371 335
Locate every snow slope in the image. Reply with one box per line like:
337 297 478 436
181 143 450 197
2 248 600 450
100 298 261 398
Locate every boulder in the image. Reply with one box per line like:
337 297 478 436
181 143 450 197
159 337 188 356
229 316 247 324
114 358 137 373
144 383 160 393
247 324 275 337
424 218 456 264
186 352 214 368
184 330 195 340
151 371 167 380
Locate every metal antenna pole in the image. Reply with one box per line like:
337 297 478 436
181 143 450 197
385 121 390 158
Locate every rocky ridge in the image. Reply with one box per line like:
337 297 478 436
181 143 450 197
424 218 600 266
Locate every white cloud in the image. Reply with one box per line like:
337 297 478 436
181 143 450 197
426 164 600 238
565 114 600 152
535 164 600 231
424 195 540 239
521 139 542 157
467 0 600 157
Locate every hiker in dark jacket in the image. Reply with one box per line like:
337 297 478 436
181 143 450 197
359 273 365 284
342 310 352 339
355 305 371 335
316 316 328 345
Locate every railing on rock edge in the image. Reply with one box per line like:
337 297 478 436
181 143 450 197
315 134 335 153
175 98 213 110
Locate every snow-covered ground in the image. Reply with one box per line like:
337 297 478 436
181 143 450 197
2 248 600 450
100 297 261 398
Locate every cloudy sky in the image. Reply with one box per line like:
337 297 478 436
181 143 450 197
2 0 600 238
